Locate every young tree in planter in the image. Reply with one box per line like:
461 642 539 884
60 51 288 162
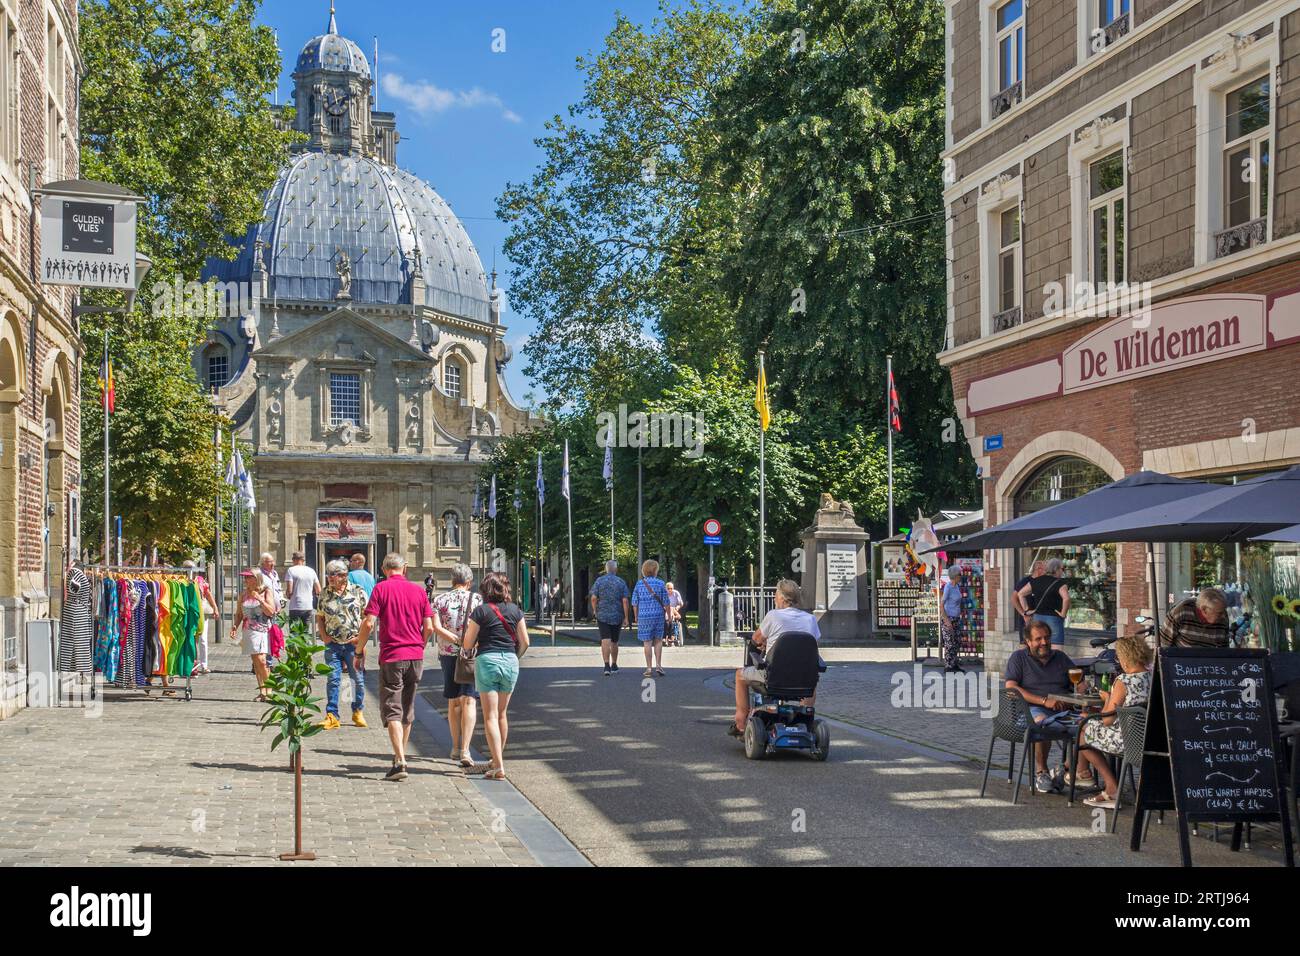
259 617 330 861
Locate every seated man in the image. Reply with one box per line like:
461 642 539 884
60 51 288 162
1160 587 1229 648
729 579 820 737
1004 620 1076 793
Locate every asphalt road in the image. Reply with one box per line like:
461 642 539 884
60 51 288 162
481 646 1277 867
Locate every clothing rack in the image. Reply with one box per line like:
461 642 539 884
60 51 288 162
82 564 200 703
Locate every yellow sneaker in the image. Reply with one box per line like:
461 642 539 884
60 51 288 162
321 714 341 730
351 710 368 728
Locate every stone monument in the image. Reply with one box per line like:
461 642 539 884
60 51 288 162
800 494 872 643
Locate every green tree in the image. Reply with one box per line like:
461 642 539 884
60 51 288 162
77 0 295 557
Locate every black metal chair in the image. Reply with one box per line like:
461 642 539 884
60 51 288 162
981 691 1075 804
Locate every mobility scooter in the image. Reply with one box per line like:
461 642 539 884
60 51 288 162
737 631 830 761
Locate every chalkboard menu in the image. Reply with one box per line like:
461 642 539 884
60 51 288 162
1161 649 1281 819
1130 647 1295 867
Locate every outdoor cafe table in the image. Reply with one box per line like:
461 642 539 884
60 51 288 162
1054 692 1104 709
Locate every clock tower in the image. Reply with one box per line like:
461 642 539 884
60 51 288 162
289 3 376 158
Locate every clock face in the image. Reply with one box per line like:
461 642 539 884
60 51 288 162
323 89 348 116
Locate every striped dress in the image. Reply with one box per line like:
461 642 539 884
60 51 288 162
58 567 94 674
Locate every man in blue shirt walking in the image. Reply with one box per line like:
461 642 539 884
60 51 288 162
588 559 630 676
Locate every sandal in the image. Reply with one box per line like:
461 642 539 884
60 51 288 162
458 753 475 768
484 767 507 781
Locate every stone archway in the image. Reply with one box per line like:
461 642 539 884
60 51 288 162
40 351 73 616
0 311 24 602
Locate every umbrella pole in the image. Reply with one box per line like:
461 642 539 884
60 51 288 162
1146 541 1161 634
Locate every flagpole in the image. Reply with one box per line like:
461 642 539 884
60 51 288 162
102 328 111 565
887 353 895 538
758 351 766 590
636 444 643 573
564 440 575 625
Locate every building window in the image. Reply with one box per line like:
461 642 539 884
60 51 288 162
0 13 17 170
993 205 1021 330
1088 150 1125 287
1088 0 1130 54
45 14 68 182
206 351 230 392
991 0 1023 117
329 372 361 426
1014 457 1116 633
444 359 462 400
1215 74 1270 258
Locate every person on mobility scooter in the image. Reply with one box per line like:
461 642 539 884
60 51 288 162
728 580 830 760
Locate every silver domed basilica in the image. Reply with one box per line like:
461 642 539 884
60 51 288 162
198 5 532 578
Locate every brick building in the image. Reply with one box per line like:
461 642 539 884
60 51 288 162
0 0 82 719
942 0 1300 670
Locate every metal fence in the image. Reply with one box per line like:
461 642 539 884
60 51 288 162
723 586 776 639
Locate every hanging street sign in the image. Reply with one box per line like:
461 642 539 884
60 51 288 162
37 179 142 291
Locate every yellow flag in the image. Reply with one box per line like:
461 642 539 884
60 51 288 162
754 359 770 431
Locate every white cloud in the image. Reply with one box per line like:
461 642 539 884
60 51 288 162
382 73 521 123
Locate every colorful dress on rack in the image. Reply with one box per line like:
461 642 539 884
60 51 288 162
58 566 94 674
143 584 161 677
93 577 120 683
158 582 173 674
132 580 150 686
114 580 139 689
167 579 198 676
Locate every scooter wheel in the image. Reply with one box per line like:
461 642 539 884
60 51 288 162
743 715 767 760
813 719 830 761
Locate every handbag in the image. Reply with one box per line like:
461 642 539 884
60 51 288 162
453 591 477 684
268 622 285 658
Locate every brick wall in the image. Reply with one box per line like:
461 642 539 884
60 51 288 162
1136 0 1184 22
951 1 1267 181
1026 0 1077 94
952 0 983 144
1274 11 1300 239
947 259 1300 667
951 188 982 345
1022 135 1071 321
1129 67 1196 281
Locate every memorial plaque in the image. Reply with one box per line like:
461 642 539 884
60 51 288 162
825 543 857 612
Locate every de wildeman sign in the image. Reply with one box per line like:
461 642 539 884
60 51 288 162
964 291 1300 416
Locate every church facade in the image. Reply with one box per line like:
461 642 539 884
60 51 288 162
197 9 533 582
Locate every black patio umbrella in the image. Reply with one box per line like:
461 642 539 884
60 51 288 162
1250 523 1300 543
1037 465 1300 546
926 471 1217 553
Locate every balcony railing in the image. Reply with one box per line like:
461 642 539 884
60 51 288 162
993 306 1023 333
1102 13 1130 47
990 81 1022 119
1214 217 1267 259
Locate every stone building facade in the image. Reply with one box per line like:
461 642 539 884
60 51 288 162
0 0 82 718
199 11 533 585
943 0 1300 669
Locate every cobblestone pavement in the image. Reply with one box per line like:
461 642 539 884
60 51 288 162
0 638 536 866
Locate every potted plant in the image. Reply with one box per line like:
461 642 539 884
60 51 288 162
259 617 330 861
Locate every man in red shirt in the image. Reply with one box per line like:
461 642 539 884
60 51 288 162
357 553 434 781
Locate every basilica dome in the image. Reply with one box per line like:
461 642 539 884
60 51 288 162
295 24 370 79
207 151 492 322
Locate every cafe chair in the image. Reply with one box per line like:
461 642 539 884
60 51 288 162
981 691 1075 805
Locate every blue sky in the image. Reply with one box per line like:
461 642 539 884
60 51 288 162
258 0 666 403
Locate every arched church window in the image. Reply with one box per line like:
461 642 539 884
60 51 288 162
444 358 462 400
204 345 230 392
1013 456 1116 633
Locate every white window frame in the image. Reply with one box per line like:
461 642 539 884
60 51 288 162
1194 32 1276 266
443 357 462 400
977 173 1024 337
1069 117 1129 298
317 361 372 435
1078 0 1133 62
0 1 19 175
44 9 68 183
981 0 1027 126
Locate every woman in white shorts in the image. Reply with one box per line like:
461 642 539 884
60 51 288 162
233 569 277 701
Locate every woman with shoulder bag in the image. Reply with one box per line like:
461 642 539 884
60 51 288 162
631 559 670 676
1017 557 1071 647
461 572 530 780
431 564 482 769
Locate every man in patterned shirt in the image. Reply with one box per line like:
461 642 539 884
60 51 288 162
316 559 369 729
588 559 630 676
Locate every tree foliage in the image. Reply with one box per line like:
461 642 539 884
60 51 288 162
77 0 294 556
495 0 971 577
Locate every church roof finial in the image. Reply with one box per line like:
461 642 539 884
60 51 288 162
328 1 338 35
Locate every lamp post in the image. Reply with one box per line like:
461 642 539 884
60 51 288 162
74 252 151 565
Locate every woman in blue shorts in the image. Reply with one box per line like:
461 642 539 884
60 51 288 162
631 559 670 677
462 572 530 780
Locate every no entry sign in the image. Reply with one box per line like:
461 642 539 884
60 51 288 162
703 517 721 545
